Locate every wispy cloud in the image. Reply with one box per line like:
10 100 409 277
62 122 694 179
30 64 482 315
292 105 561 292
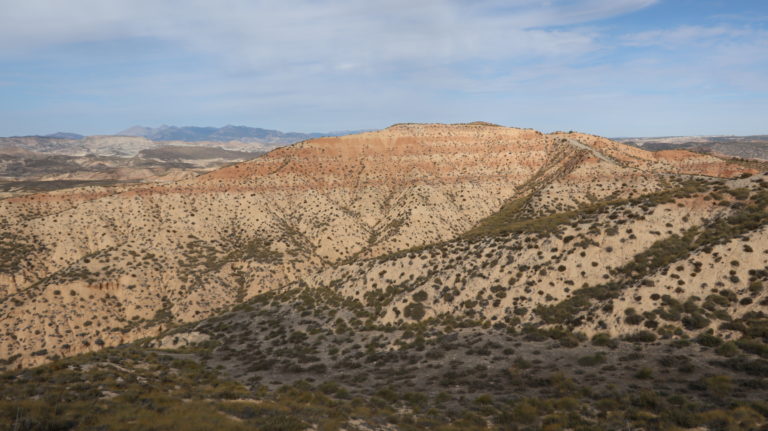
0 0 766 136
622 25 748 47
0 0 655 68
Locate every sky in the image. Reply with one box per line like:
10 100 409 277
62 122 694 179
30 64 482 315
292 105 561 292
0 0 766 137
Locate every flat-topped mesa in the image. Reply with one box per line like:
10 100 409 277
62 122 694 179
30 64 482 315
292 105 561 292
200 123 752 189
199 123 550 188
383 121 528 132
200 124 584 187
0 122 758 369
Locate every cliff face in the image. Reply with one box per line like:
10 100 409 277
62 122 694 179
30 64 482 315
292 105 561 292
0 123 755 368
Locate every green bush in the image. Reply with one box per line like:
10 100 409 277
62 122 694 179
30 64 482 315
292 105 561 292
682 313 711 330
696 333 723 348
403 303 426 321
715 342 739 357
625 331 657 343
591 332 619 349
736 338 768 357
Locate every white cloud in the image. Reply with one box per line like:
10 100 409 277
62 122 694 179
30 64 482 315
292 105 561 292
616 24 768 93
0 0 654 69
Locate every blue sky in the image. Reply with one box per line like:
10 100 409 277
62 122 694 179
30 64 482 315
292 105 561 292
0 0 766 137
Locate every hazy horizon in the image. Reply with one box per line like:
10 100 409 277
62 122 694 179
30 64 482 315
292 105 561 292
6 123 768 140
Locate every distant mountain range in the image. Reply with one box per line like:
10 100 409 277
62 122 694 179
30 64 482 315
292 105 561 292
9 129 768 162
118 124 364 143
8 125 368 145
0 125 372 161
0 125 372 190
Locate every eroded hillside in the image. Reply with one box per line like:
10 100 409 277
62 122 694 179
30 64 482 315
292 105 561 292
304 175 768 342
0 123 757 368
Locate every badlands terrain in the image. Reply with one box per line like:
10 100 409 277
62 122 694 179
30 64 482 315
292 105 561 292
1 123 768 430
0 126 365 198
618 135 768 162
0 143 264 197
0 130 285 198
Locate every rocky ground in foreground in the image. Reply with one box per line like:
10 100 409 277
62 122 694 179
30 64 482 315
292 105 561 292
1 285 766 430
3 176 768 430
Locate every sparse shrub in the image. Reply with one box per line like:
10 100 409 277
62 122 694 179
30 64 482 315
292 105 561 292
715 342 739 357
696 333 723 348
705 375 733 399
682 312 710 330
577 352 607 367
625 331 657 343
591 333 619 349
736 338 768 357
412 290 428 302
403 303 425 321
749 281 764 295
634 367 653 379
